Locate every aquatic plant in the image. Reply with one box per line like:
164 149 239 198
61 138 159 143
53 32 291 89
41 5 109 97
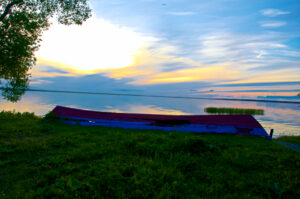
204 107 264 115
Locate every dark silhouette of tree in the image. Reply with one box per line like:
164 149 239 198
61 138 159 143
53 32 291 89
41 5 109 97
0 0 91 102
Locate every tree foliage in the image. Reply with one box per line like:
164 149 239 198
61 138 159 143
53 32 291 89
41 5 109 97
0 0 91 101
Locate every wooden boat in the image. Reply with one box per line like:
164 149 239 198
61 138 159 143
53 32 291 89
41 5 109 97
52 106 271 139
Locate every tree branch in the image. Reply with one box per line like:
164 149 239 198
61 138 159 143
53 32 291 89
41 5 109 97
0 0 23 21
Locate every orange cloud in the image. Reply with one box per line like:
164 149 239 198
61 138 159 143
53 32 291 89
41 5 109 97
131 64 242 84
222 68 300 85
102 47 159 79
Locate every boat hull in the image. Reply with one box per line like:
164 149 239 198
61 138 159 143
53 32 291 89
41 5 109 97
52 106 270 139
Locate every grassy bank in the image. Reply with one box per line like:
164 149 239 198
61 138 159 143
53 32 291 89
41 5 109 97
0 111 299 198
204 107 264 115
275 136 300 146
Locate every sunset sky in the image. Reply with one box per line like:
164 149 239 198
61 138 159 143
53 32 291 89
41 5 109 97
32 0 300 99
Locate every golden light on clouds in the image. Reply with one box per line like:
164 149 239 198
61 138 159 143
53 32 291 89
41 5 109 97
103 47 161 79
33 16 300 86
133 64 241 84
36 17 156 74
222 68 300 84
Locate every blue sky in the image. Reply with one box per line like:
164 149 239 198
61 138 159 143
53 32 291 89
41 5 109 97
31 0 300 99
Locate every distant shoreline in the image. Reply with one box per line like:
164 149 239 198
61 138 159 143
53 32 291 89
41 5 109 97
1 87 299 104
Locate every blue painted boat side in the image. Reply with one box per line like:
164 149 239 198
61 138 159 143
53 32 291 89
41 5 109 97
59 116 270 138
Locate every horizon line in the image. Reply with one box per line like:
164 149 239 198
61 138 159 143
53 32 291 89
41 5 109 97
1 87 300 104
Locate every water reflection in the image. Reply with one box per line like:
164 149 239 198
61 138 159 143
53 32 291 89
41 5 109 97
0 91 299 136
0 95 55 115
106 105 189 115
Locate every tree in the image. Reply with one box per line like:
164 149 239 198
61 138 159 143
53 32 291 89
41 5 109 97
0 0 91 102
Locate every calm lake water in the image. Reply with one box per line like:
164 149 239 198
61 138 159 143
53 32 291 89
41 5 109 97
1 91 300 137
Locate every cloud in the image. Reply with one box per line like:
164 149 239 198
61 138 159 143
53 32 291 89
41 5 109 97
27 68 300 105
30 61 77 78
48 30 297 87
255 50 268 58
28 72 216 99
167 12 197 16
36 16 157 74
100 43 200 80
260 21 286 28
131 64 242 84
30 73 135 92
29 79 52 85
194 32 287 65
277 50 300 57
215 81 300 87
246 58 300 71
33 9 298 88
183 32 300 84
261 9 290 17
33 66 69 74
95 31 291 85
224 68 300 84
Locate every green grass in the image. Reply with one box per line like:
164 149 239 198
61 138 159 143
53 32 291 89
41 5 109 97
1 111 299 198
275 136 300 146
204 107 265 115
